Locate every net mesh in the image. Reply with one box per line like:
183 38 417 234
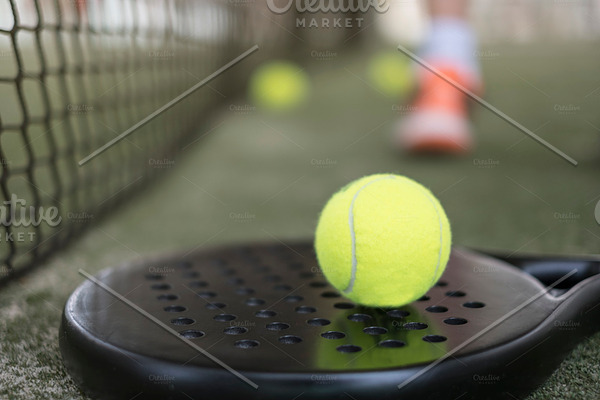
0 0 273 284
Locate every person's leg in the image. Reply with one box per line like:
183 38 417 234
396 0 481 153
427 0 468 19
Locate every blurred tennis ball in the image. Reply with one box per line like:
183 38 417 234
248 61 310 112
367 51 414 98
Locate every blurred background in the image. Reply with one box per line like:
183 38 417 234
0 0 599 398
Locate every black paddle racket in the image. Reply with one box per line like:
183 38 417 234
60 242 600 399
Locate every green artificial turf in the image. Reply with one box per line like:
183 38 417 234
1 42 599 399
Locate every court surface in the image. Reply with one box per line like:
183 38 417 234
1 42 599 399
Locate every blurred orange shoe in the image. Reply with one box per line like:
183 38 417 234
396 65 480 154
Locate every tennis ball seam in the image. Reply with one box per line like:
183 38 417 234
394 178 446 287
344 175 445 294
345 175 395 293
409 181 445 286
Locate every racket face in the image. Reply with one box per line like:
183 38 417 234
60 242 600 399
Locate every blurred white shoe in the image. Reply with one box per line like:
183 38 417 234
396 64 479 154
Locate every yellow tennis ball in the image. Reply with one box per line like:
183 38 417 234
248 60 310 111
315 174 451 307
367 51 414 98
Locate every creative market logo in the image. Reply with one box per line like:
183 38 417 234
267 0 389 28
0 194 62 242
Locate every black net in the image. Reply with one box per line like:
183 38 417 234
0 0 283 284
